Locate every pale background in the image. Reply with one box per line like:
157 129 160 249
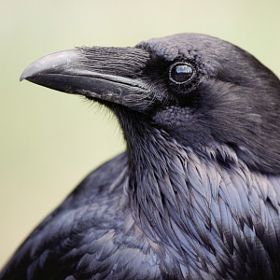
1 0 280 268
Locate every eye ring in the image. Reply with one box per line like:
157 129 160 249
169 62 196 85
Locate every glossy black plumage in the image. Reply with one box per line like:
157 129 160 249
1 33 280 279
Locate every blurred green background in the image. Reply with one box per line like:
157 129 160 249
1 0 280 268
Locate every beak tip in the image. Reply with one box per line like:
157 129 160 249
19 72 27 82
20 63 37 82
19 49 79 83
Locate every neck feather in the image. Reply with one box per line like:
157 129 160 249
116 109 280 278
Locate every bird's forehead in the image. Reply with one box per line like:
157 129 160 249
137 33 245 79
137 37 180 61
137 33 234 62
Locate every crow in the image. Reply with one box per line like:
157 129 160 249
1 33 280 280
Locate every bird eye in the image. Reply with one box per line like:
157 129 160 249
169 62 195 84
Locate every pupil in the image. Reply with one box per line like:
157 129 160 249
171 64 193 83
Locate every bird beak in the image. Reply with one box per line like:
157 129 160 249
20 47 153 112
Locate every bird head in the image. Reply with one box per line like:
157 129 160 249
21 33 280 174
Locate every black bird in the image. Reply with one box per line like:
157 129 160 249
1 33 280 280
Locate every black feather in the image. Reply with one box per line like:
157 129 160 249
2 33 280 280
